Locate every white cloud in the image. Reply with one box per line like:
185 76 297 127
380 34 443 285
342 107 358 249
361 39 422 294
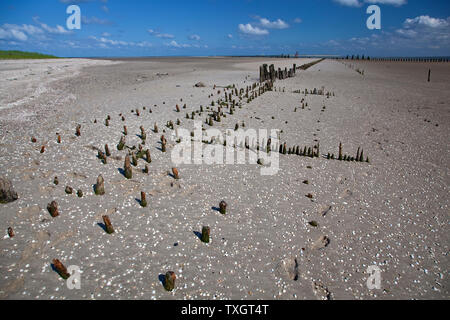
188 34 200 41
333 0 361 7
148 29 175 39
294 18 302 24
227 34 233 39
0 23 45 41
404 15 449 28
334 0 406 6
259 18 289 29
238 23 269 35
90 36 152 48
166 40 191 48
365 0 406 5
33 17 70 34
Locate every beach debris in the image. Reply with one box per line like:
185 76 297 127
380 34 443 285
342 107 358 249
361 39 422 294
195 82 205 87
102 215 114 234
57 134 61 144
308 221 319 227
117 136 126 151
53 177 59 185
7 227 14 238
123 126 128 136
77 189 83 198
75 124 81 137
65 186 73 194
40 146 45 153
219 200 227 215
31 137 37 143
0 177 18 204
52 259 70 279
306 193 313 199
124 155 133 179
172 167 180 180
201 226 210 243
275 257 299 281
311 235 330 250
140 191 147 207
319 205 332 217
47 201 59 217
94 175 105 195
312 281 331 300
164 271 176 291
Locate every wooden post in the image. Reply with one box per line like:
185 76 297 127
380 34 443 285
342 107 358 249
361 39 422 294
140 191 147 207
47 201 59 217
172 167 180 180
201 226 210 243
95 175 105 195
164 271 176 291
102 215 114 234
52 259 70 279
428 69 431 82
219 200 227 215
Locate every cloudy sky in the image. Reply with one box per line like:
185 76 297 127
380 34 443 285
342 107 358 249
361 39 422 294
0 0 449 57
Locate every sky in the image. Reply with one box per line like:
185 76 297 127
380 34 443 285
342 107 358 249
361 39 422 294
0 0 449 57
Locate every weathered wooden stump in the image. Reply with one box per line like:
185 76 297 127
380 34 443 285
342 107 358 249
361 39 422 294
52 259 70 279
75 124 81 137
102 215 114 234
105 144 111 157
140 191 147 207
164 271 176 291
94 175 105 195
201 226 210 243
65 186 73 194
47 201 59 217
219 200 227 215
117 136 126 151
172 167 180 180
124 155 132 179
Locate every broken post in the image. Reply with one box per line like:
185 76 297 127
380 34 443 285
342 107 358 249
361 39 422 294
124 155 133 179
164 271 176 291
140 191 147 207
47 201 59 217
52 259 70 279
102 215 114 234
172 167 180 180
219 200 227 215
201 226 210 243
94 175 105 195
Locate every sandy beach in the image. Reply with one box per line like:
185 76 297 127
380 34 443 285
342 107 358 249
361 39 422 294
0 57 448 300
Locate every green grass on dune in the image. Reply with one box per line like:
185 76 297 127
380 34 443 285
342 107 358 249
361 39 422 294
0 50 59 60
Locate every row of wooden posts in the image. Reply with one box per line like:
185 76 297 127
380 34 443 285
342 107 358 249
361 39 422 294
259 63 297 82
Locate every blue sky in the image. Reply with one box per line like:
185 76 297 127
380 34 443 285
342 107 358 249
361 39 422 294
0 0 449 57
